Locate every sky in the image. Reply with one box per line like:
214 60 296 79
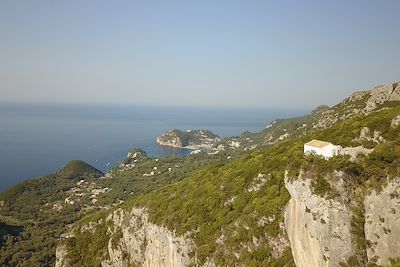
0 0 399 109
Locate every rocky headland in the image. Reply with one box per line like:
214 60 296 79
156 129 221 149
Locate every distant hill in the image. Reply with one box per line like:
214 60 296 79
58 160 104 178
0 160 103 266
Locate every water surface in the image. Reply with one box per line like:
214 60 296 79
0 103 306 192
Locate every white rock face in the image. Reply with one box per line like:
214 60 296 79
55 243 70 267
284 174 354 267
104 208 193 267
56 207 194 267
355 127 385 143
365 83 400 112
349 91 367 102
247 173 270 192
340 146 373 162
365 178 400 266
391 114 400 128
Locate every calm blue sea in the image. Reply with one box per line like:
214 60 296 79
0 103 306 192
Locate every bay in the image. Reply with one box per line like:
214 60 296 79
0 103 306 192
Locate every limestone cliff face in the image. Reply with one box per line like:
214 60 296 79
56 174 400 267
365 178 400 266
56 208 194 267
55 243 70 267
284 172 355 267
156 132 185 148
102 208 193 267
285 171 400 267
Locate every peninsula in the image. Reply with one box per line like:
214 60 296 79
156 129 221 149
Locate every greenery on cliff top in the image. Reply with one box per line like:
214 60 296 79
67 103 400 266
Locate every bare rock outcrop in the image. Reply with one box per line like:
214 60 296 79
354 127 385 144
313 82 400 130
105 208 194 267
55 243 71 267
284 173 354 267
365 178 400 266
56 208 194 267
340 146 373 162
364 83 400 112
391 114 400 128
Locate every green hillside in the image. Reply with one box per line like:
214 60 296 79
0 161 103 266
0 152 230 266
64 101 400 266
58 160 104 178
1 82 399 266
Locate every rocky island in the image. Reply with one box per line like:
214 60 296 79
156 129 221 149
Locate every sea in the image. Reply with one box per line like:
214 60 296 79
0 103 307 192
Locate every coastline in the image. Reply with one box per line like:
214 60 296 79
156 141 216 150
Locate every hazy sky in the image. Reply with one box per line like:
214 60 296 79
1 1 399 108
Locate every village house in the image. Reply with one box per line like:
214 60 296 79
304 139 341 158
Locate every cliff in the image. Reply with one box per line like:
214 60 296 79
57 175 400 267
284 172 354 267
285 174 400 267
56 208 193 267
365 178 400 265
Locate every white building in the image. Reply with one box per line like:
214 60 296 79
304 139 340 158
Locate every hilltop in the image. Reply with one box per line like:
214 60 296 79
59 160 104 178
215 82 400 152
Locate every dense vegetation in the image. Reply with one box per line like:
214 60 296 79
0 223 21 247
68 145 296 266
0 161 102 266
0 149 231 266
65 103 400 266
94 150 232 206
